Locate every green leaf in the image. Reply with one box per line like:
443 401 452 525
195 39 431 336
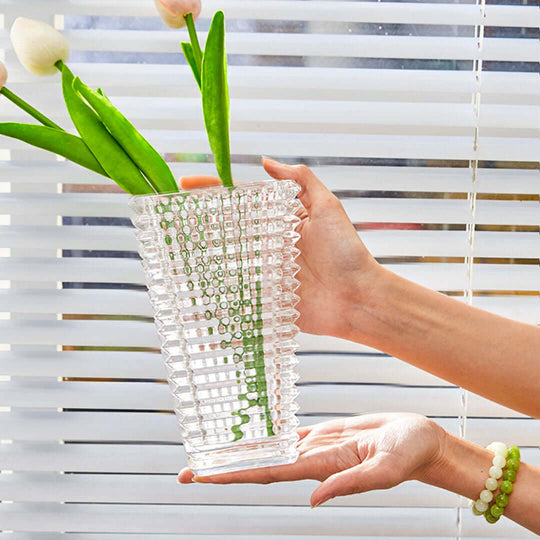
96 88 111 102
73 77 178 195
0 122 108 177
201 11 233 188
60 63 154 196
181 42 201 89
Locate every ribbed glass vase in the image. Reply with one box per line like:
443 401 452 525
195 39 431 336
130 180 302 476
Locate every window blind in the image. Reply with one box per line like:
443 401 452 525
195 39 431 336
0 0 539 538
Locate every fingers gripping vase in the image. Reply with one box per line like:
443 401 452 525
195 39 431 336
130 180 302 476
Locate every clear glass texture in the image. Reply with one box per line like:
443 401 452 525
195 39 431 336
130 179 302 475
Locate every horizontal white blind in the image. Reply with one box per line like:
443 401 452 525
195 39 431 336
0 0 539 539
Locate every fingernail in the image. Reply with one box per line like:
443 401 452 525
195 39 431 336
311 498 329 509
262 156 283 165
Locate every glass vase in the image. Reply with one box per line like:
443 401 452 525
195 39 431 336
130 180 302 476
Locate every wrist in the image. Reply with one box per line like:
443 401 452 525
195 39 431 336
339 263 399 344
420 430 493 500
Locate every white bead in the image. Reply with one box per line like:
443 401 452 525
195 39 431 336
492 454 506 468
485 477 498 491
480 489 494 503
489 466 503 479
488 442 507 457
475 499 489 513
472 504 484 516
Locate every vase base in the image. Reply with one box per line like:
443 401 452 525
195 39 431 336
187 434 300 477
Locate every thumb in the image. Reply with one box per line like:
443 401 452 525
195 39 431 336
310 457 401 508
262 158 331 211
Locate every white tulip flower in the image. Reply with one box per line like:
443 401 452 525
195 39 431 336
0 61 7 90
10 17 69 76
154 0 202 28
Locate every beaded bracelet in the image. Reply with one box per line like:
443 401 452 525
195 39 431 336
469 441 507 516
469 442 521 524
485 445 520 524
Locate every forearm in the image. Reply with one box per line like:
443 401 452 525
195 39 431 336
345 267 540 418
421 431 540 534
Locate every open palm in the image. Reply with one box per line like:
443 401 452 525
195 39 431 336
178 413 445 508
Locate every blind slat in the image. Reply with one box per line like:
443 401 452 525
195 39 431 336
0 350 448 386
0 289 153 317
392 264 540 292
0 381 528 418
2 442 538 474
0 265 538 297
2 197 539 225
3 162 539 196
3 290 538 323
3 228 538 260
3 131 538 161
9 534 527 540
4 31 538 62
1 289 538 324
0 284 539 351
3 99 537 130
10 66 537 103
1 0 538 27
98 132 540 163
0 258 143 284
0 411 179 442
39 32 540 62
0 473 458 508
0 505 460 536
462 512 539 539
1 262 537 292
3 412 539 447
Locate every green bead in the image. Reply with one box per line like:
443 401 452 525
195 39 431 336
506 458 520 471
503 469 517 483
500 480 514 494
508 446 521 460
490 504 505 518
495 493 509 507
484 511 500 524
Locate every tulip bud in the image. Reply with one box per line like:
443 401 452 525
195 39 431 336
10 17 69 76
0 61 7 90
154 0 202 28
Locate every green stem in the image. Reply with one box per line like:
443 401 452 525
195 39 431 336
0 86 64 131
184 13 203 74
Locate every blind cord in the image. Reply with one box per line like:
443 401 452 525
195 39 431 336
457 1 486 537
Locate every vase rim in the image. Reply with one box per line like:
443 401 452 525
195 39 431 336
130 178 297 205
